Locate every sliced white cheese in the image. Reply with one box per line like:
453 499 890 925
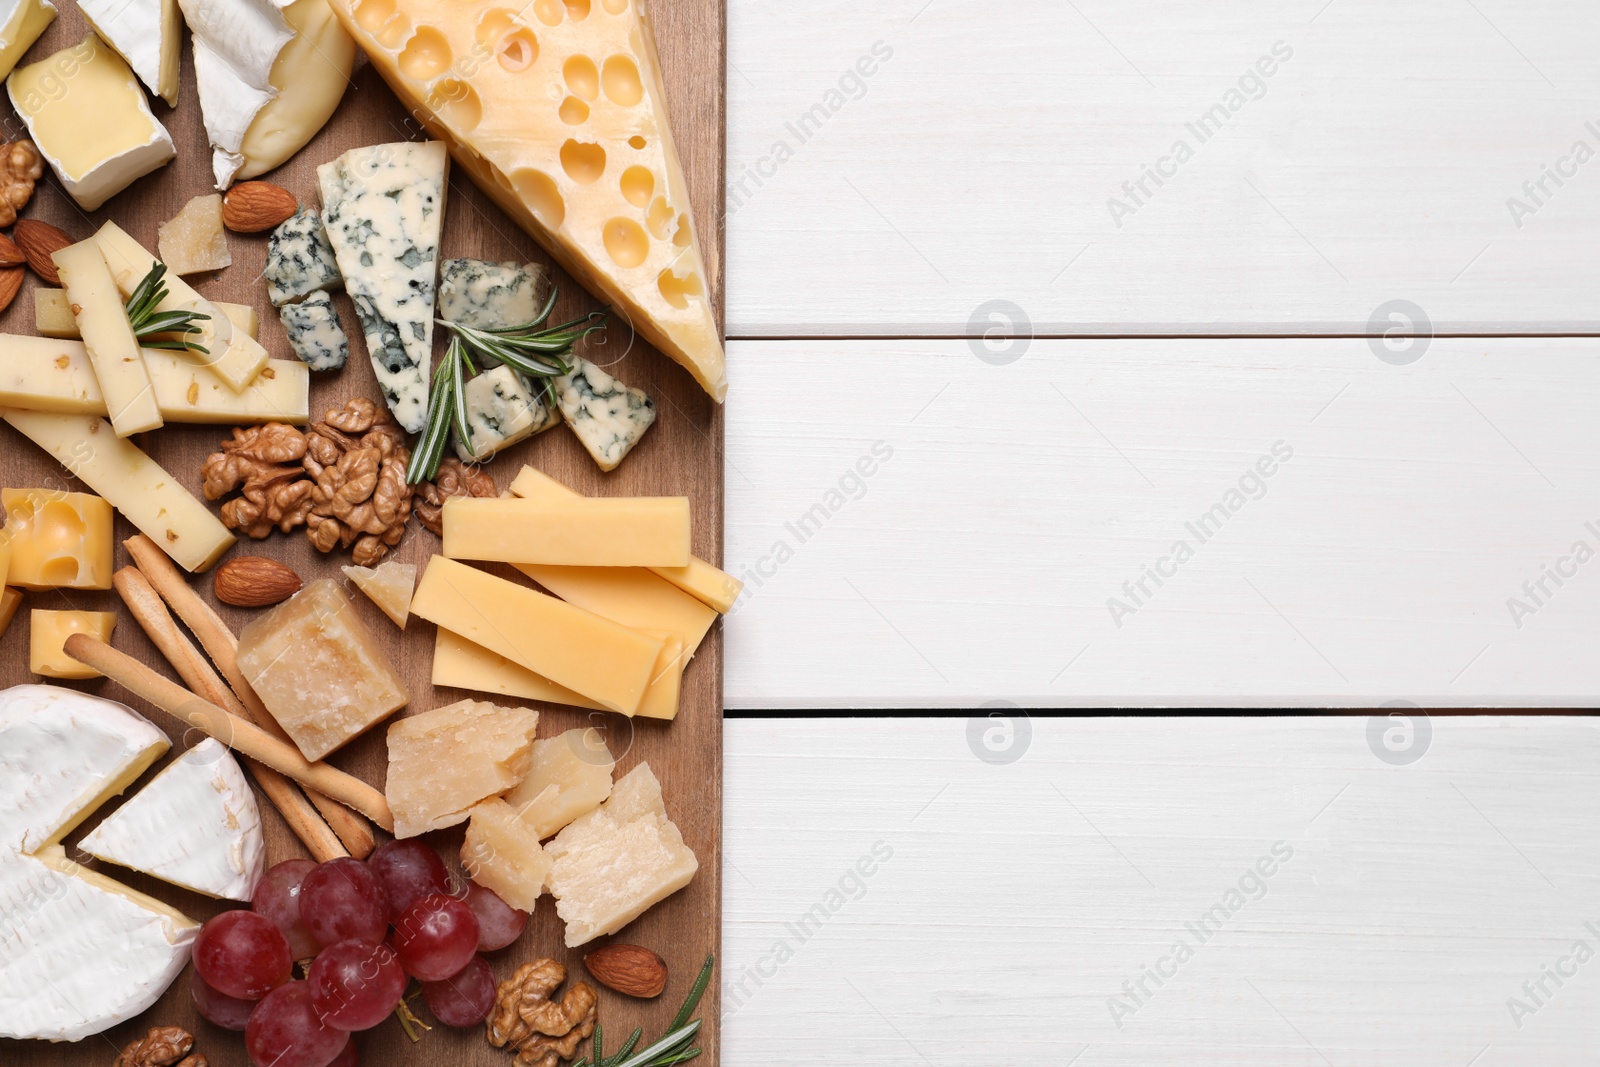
177 0 295 188
317 140 448 432
0 685 169 854
77 0 181 105
80 738 265 902
0 0 56 82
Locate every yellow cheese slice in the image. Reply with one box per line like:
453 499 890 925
52 239 162 437
35 289 259 341
325 0 726 401
0 588 22 639
513 563 714 656
1 487 113 590
442 495 691 568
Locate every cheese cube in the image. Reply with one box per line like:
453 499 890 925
53 238 164 438
385 699 538 839
455 365 559 463
157 194 231 275
545 763 698 947
0 588 22 639
279 291 347 371
6 36 175 211
237 579 408 761
503 729 614 842
0 0 56 83
442 496 691 569
30 609 115 678
342 560 414 629
461 797 551 913
34 290 259 341
1 488 113 591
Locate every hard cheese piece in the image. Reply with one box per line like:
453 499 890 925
0 846 197 1042
554 357 656 472
455 364 560 463
0 684 169 853
443 495 691 568
177 0 295 188
30 609 116 678
79 737 265 901
6 36 175 211
326 0 728 401
317 141 448 432
237 0 355 181
511 464 743 613
52 239 163 437
515 563 716 657
158 194 232 274
342 560 414 628
237 579 409 761
265 207 342 307
410 557 663 714
0 0 55 82
545 762 698 947
280 290 348 371
385 698 538 839
1 411 236 572
35 289 259 340
0 334 308 424
94 222 268 393
439 258 546 336
461 797 551 912
503 728 614 842
0 588 19 638
77 0 179 104
1 487 113 590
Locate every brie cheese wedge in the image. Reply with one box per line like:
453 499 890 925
236 0 355 180
77 0 182 105
177 0 296 188
81 738 265 901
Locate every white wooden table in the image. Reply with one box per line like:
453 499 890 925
719 0 1600 1060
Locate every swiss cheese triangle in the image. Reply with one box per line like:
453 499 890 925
327 0 728 402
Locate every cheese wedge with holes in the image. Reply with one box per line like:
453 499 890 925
1 488 113 591
326 0 726 401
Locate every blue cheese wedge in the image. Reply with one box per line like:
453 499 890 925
439 258 545 336
553 357 656 472
279 291 347 371
317 141 448 433
454 364 560 463
263 207 341 307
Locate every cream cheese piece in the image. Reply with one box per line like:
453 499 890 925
77 0 181 104
81 738 265 902
0 0 56 82
177 0 296 188
6 36 176 211
237 0 355 180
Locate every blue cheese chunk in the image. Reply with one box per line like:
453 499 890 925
279 292 348 372
263 208 341 307
454 365 560 462
439 258 546 335
553 358 656 472
317 141 449 433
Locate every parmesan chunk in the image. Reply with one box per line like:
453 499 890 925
502 729 614 841
342 560 414 629
385 699 538 839
461 797 551 913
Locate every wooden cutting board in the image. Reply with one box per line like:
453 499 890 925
0 0 725 1063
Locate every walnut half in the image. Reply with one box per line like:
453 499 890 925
113 1026 207 1067
0 140 42 228
487 960 599 1067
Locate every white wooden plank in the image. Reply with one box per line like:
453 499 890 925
727 0 1600 334
723 337 1600 707
724 716 1600 1065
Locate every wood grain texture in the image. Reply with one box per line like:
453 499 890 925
724 716 1600 1064
724 337 1600 707
0 0 726 1062
726 0 1600 335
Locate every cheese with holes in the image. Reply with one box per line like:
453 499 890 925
442 494 690 568
238 579 409 761
237 0 356 180
29 609 116 679
503 728 613 841
0 589 18 638
52 238 163 437
511 464 742 612
545 762 697 947
0 0 55 82
77 0 179 104
461 797 550 911
411 557 663 714
318 141 448 432
1 488 113 591
515 563 715 656
1 411 236 572
6 36 175 210
325 0 727 401
385 698 538 838
554 357 655 471
35 289 259 340
342 560 414 628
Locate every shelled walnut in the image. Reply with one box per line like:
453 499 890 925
487 959 599 1067
113 1025 207 1067
414 457 497 535
0 140 43 227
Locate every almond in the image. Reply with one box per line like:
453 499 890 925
214 556 303 608
583 944 667 999
0 266 22 314
0 232 24 268
222 182 298 233
13 219 71 284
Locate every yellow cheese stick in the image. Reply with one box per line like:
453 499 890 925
512 563 715 657
36 288 259 341
442 495 691 568
52 239 162 437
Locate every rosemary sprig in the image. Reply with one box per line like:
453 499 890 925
405 288 608 484
124 262 210 353
573 953 714 1067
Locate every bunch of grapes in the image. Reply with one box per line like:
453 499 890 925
190 840 530 1067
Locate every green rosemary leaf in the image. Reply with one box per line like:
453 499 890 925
652 1049 702 1067
604 1027 644 1067
123 262 211 355
607 1021 699 1067
448 338 473 447
593 1024 605 1067
668 955 715 1034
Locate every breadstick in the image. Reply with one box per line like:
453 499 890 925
65 634 395 831
123 535 377 857
114 567 349 862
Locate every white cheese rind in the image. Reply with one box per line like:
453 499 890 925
178 0 296 188
77 0 179 104
455 364 560 462
279 290 348 371
317 141 448 432
80 738 265 902
553 357 656 472
237 0 355 180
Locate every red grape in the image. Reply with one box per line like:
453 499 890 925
308 939 407 1032
192 970 255 1031
421 955 496 1027
367 839 449 920
245 981 349 1067
327 1039 359 1067
253 859 320 960
299 858 389 948
459 882 527 951
193 910 292 1000
392 894 479 980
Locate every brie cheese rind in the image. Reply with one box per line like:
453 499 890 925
77 0 181 105
81 738 266 901
237 0 355 181
177 0 296 188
